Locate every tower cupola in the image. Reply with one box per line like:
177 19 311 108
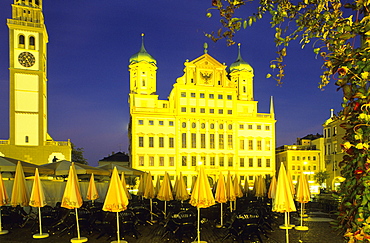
129 34 156 65
229 43 253 73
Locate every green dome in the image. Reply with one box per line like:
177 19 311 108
229 44 253 72
129 34 157 65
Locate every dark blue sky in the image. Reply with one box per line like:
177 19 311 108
0 1 342 166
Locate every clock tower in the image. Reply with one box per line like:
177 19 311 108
0 0 71 164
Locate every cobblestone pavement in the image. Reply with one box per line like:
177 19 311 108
0 207 345 243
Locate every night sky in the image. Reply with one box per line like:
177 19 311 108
0 1 342 166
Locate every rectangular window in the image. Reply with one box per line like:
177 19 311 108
191 108 196 113
248 124 253 130
227 110 232 114
257 125 261 130
210 134 215 149
159 157 164 166
249 175 253 181
228 135 233 149
219 134 224 149
219 157 224 167
139 156 144 166
239 124 244 129
182 133 187 148
249 158 253 167
303 166 306 170
292 165 295 170
149 120 154 125
138 120 144 125
266 140 271 151
218 94 223 99
149 156 154 166
191 133 196 148
169 157 174 166
210 109 214 114
159 121 164 126
201 134 206 148
257 158 262 167
201 156 206 166
169 137 174 148
313 156 316 161
240 139 245 150
240 158 245 167
297 156 300 161
248 140 253 150
139 136 144 147
227 95 232 100
292 156 295 161
159 137 164 148
257 140 262 150
169 121 174 126
308 166 311 170
181 92 186 97
209 94 214 99
228 157 233 167
218 109 223 114
297 165 301 170
181 107 186 112
265 125 270 130
192 156 196 166
191 92 196 97
200 93 205 98
149 137 154 147
210 157 215 166
200 108 205 113
266 159 271 167
182 156 187 166
313 165 317 170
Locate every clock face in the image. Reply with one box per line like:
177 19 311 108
18 52 35 67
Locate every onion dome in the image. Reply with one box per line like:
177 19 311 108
129 33 156 65
229 43 253 72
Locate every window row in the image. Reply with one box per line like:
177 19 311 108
180 107 233 115
137 155 271 168
292 174 315 180
18 34 35 49
180 92 233 100
291 165 317 171
138 134 271 151
291 155 317 161
137 119 270 131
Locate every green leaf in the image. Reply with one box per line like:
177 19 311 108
266 73 272 78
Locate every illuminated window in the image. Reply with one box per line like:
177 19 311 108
228 135 233 149
257 140 262 150
248 158 253 167
219 134 224 149
219 157 224 167
181 92 186 97
149 137 154 147
201 156 206 165
266 140 271 151
210 134 215 149
228 157 233 167
210 157 215 166
182 133 187 148
266 159 271 167
159 137 164 147
182 156 187 166
227 95 232 100
169 137 174 148
257 158 262 167
182 122 186 128
138 137 144 147
240 158 245 167
192 156 196 166
240 139 244 150
191 133 196 148
248 140 253 150
159 157 164 166
209 94 214 99
139 156 144 166
169 157 174 166
210 109 214 114
149 156 154 166
138 120 144 125
201 134 206 148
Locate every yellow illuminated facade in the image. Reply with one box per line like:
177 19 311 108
0 0 71 164
128 39 276 187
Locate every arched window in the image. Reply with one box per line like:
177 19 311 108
29 36 35 49
19 35 25 48
243 86 246 93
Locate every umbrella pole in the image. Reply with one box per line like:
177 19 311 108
197 207 200 243
230 201 232 212
285 212 289 243
150 198 153 221
38 207 43 235
234 199 237 211
117 211 120 243
164 201 167 217
75 208 81 240
220 203 223 226
300 202 303 227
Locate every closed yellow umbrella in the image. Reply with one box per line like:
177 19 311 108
0 172 9 234
11 161 29 207
233 174 243 211
225 171 236 212
215 172 227 227
243 175 250 196
137 173 147 197
175 172 189 201
157 172 173 215
295 172 311 231
154 175 161 196
61 162 87 243
273 163 296 243
190 166 215 243
120 172 132 200
103 167 129 243
29 168 49 239
144 171 155 221
86 173 99 203
268 175 277 200
286 170 296 195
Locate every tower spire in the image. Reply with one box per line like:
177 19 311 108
270 96 275 118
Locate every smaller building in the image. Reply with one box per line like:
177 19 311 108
98 152 130 167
